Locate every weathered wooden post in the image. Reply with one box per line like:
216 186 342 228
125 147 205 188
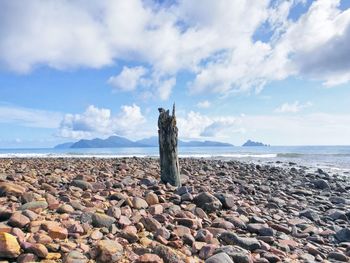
158 104 181 187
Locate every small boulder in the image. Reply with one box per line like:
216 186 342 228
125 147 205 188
299 209 320 222
26 243 48 258
96 240 123 263
8 212 30 228
57 204 75 214
0 232 21 258
92 213 116 228
0 182 25 196
153 244 185 263
145 192 159 206
71 180 92 190
132 197 149 209
194 192 222 213
214 245 252 263
64 250 89 263
137 253 164 263
335 228 350 242
205 252 233 263
328 251 348 262
313 179 330 189
20 201 48 211
219 232 261 251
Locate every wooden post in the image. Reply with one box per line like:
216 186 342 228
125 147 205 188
158 104 181 187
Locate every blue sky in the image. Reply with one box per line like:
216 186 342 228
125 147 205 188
1 0 350 147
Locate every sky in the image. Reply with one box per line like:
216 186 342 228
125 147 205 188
1 0 350 148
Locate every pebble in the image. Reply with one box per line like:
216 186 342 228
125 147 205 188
145 192 159 205
92 213 116 228
327 251 348 262
0 157 349 262
194 192 222 213
205 252 234 263
132 197 149 209
64 250 89 263
137 253 164 263
96 240 124 262
219 232 261 251
0 232 21 258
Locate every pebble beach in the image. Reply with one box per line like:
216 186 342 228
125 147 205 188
0 157 349 262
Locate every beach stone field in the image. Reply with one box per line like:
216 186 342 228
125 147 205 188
0 158 349 262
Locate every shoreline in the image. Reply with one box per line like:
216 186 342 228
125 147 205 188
0 157 349 262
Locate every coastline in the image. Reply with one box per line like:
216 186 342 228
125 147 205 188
0 157 349 262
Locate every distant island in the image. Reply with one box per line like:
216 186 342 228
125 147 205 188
54 136 233 149
242 140 269 147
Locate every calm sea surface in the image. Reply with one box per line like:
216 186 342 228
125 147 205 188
1 146 350 174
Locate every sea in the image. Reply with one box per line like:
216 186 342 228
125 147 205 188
0 146 350 175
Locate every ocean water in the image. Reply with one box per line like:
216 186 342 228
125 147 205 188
0 146 350 174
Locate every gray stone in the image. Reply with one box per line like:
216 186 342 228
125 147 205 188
20 201 48 211
205 252 234 263
328 251 348 262
259 227 275 236
313 179 330 189
335 228 350 242
330 196 348 204
194 192 222 213
64 250 89 263
71 180 92 190
299 209 320 222
328 210 348 221
219 232 261 251
92 213 116 228
214 245 252 263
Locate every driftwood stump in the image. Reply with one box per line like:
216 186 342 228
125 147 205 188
158 104 181 187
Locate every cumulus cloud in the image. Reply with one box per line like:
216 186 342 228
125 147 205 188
275 101 312 113
108 66 147 91
177 111 240 139
58 104 147 139
0 104 62 128
272 0 350 87
1 0 350 97
157 78 176 101
196 100 211 108
178 110 350 145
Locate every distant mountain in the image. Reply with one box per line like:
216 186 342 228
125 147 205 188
135 137 159 147
55 136 234 149
71 136 144 148
54 142 74 149
242 140 269 147
136 136 233 147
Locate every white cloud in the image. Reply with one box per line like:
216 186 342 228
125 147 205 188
275 101 312 113
1 0 350 97
108 66 147 91
158 78 176 101
196 100 211 108
116 104 146 133
58 104 148 139
0 105 62 128
178 110 350 145
177 111 240 140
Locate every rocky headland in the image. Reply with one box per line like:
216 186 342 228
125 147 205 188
0 157 349 262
